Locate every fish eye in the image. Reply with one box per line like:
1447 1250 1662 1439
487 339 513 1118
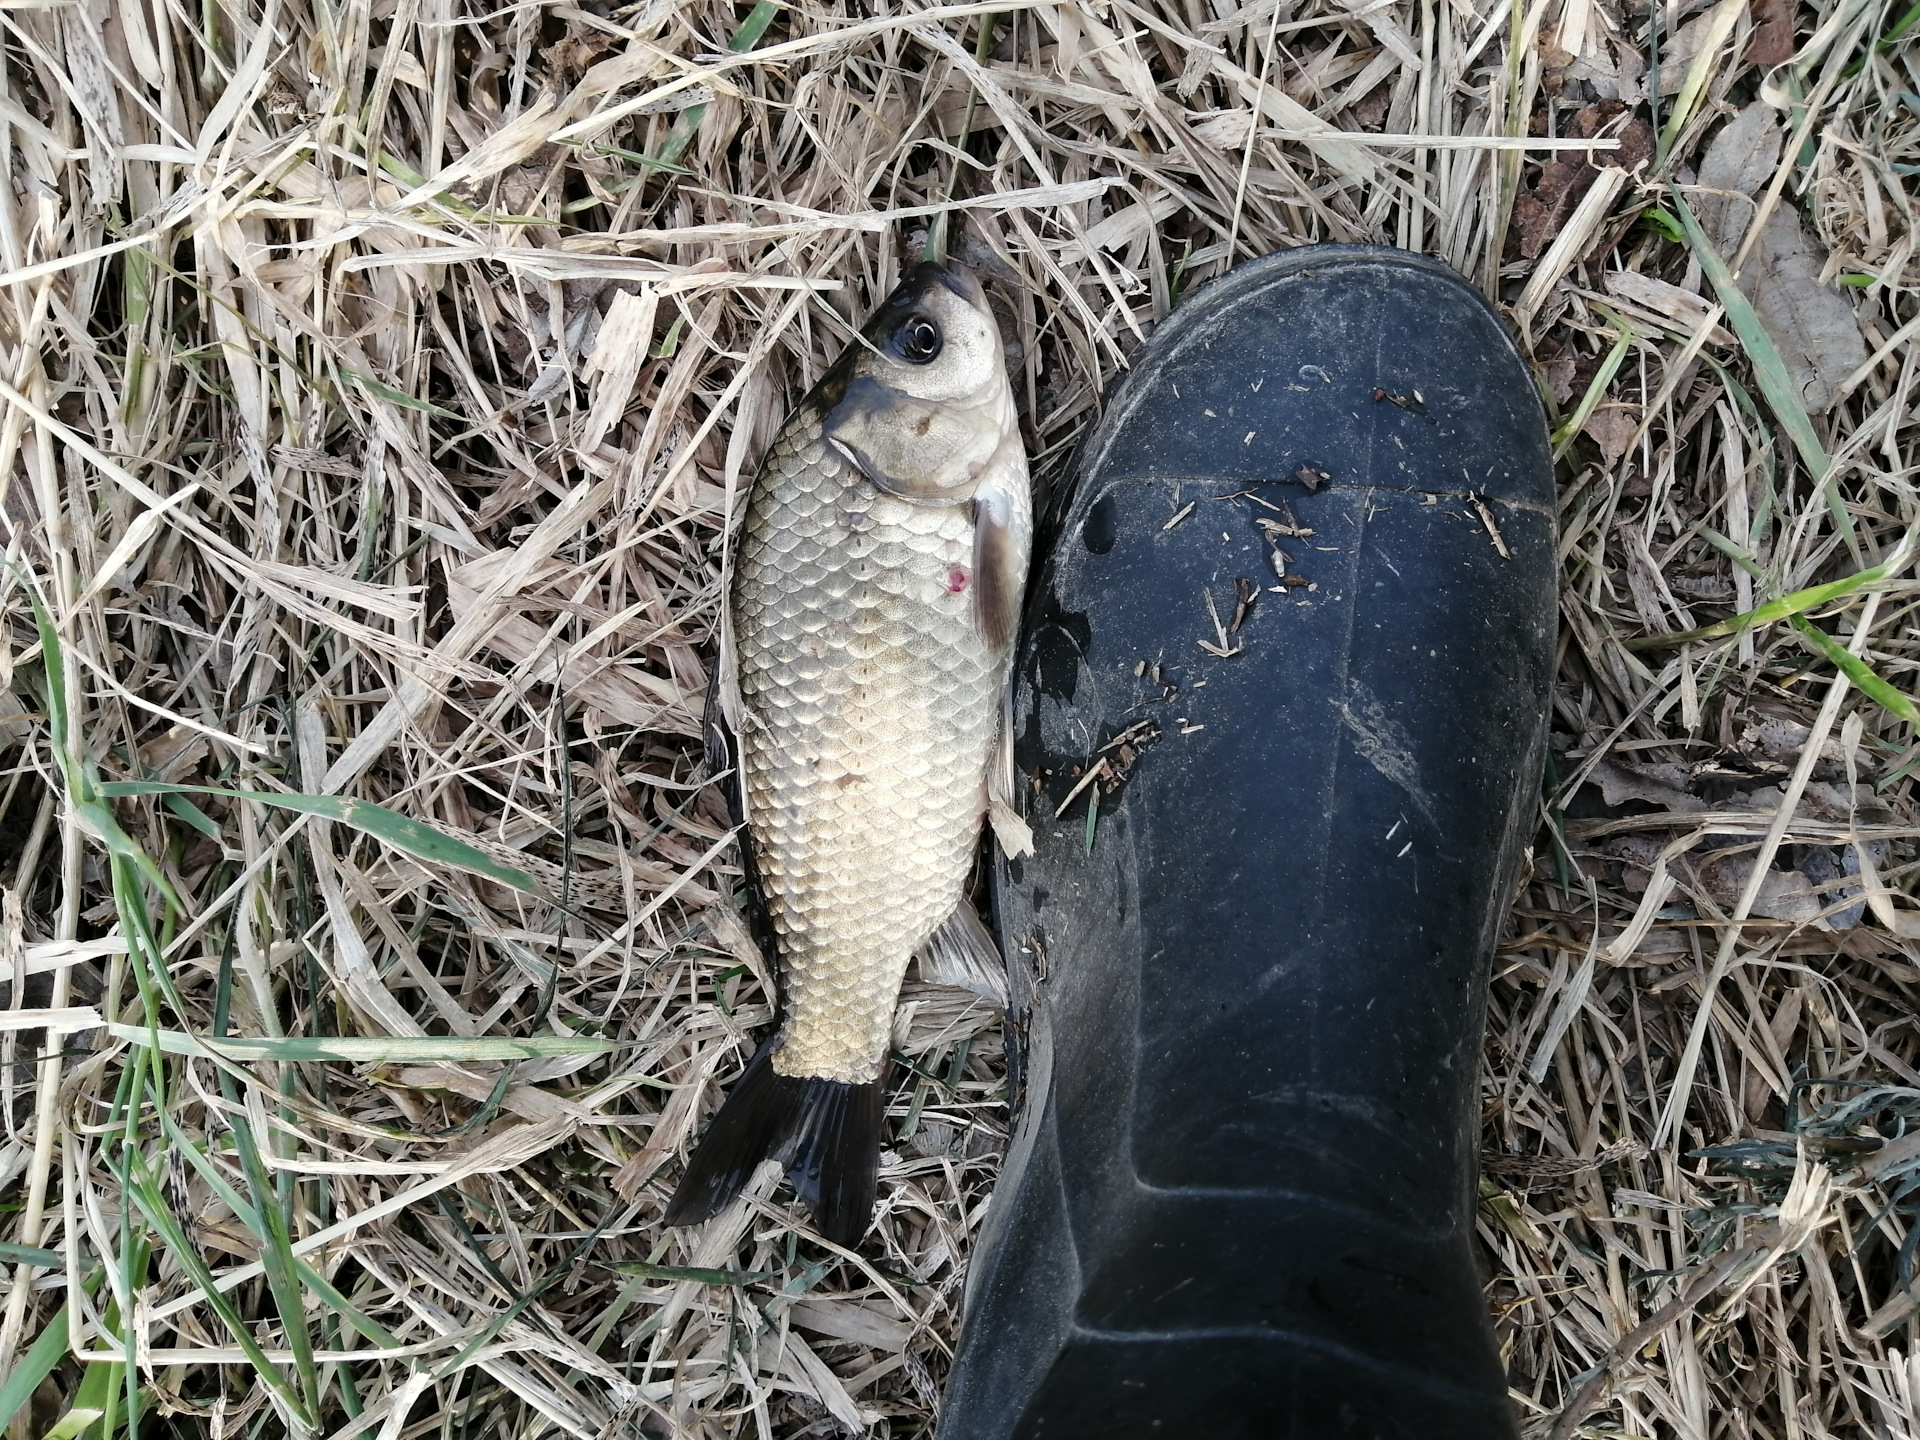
897 315 942 364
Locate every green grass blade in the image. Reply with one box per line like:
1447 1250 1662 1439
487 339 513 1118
1789 616 1920 724
1672 193 1855 559
1672 195 1826 477
123 1153 312 1427
161 791 222 841
293 1262 401 1352
68 1361 124 1440
83 802 183 918
654 2 782 169
19 580 80 796
97 782 541 895
430 1216 617 1379
341 369 464 421
105 1026 614 1062
1658 0 1743 159
1624 553 1908 650
23 584 183 915
1695 526 1767 578
0 1300 79 1429
42 1408 105 1440
159 1111 319 1416
0 1242 64 1268
63 1251 140 1440
164 1091 400 1353
1551 319 1635 460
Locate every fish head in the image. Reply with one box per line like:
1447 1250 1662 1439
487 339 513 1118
856 262 1005 406
820 262 1018 505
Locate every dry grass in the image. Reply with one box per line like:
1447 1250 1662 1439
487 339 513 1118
0 0 1914 1436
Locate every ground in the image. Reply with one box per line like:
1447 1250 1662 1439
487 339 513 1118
0 1 1917 1437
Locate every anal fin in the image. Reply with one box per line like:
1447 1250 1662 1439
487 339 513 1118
914 901 1009 1007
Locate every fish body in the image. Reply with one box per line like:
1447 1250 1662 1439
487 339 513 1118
665 262 1031 1245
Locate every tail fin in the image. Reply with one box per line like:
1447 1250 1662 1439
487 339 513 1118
663 1039 886 1248
786 1074 886 1247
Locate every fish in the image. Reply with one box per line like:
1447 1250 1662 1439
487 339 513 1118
662 262 1033 1248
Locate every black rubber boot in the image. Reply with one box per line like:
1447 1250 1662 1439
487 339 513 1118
941 247 1555 1440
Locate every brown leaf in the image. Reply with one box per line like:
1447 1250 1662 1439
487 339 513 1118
1691 850 1825 925
1748 0 1797 67
1743 208 1870 414
1591 760 1706 812
1698 103 1870 414
1351 88 1389 131
1603 833 1668 893
1515 160 1598 258
1562 37 1648 104
1540 355 1578 405
1583 406 1641 467
1574 102 1653 174
1696 103 1782 250
1655 9 1726 94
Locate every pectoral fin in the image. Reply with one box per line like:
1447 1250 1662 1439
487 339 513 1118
913 902 1008 1007
972 485 1022 652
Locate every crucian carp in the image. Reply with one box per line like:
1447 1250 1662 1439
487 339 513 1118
664 262 1032 1247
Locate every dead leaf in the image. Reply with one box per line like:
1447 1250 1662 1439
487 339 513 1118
1748 0 1798 67
1574 100 1653 174
136 724 209 784
1540 354 1578 405
0 685 30 742
1793 844 1873 929
1601 833 1667 894
1584 406 1642 467
1697 103 1870 414
1696 103 1781 248
1563 37 1647 104
1352 88 1389 131
1591 760 1707 812
1515 160 1598 259
1655 10 1724 94
1740 711 1837 771
1691 849 1825 925
1740 208 1870 414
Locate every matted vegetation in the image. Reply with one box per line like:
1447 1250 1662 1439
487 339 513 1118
0 0 1915 1436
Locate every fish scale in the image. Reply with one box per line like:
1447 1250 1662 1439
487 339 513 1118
736 405 1006 1085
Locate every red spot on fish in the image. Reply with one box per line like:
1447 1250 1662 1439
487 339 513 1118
947 567 970 594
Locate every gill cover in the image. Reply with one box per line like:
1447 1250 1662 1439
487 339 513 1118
824 376 1010 505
